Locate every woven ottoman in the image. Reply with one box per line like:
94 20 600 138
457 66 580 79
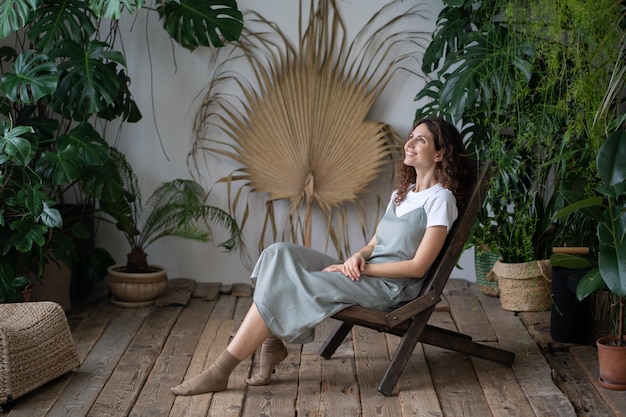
0 301 80 405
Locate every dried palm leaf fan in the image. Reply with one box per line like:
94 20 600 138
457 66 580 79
189 0 429 260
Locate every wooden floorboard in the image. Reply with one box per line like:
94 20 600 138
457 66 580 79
3 279 624 417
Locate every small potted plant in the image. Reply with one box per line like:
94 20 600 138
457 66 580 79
100 149 240 307
555 130 626 389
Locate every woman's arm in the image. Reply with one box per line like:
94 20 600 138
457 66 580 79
322 235 376 278
325 226 448 281
363 225 447 280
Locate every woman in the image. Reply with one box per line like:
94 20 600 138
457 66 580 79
171 117 470 395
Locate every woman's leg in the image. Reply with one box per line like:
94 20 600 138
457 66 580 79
246 334 289 385
171 303 271 395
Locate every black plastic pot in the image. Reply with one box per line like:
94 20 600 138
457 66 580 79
550 266 590 344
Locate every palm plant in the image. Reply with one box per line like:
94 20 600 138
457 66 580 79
189 0 430 261
101 148 240 273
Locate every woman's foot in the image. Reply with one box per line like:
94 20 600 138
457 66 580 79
171 351 240 395
246 335 289 386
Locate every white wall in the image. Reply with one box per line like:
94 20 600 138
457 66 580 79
96 0 477 284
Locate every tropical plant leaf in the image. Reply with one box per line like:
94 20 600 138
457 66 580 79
576 268 604 301
39 201 63 228
597 130 626 189
421 5 471 74
0 50 59 103
97 69 142 122
36 122 111 184
27 0 96 51
549 253 593 269
156 0 243 50
0 0 40 39
88 0 145 19
140 179 211 248
80 160 124 202
9 217 48 252
49 40 126 120
599 234 626 297
0 124 35 165
57 123 110 166
436 29 534 118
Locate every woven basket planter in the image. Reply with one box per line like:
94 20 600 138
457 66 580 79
106 265 168 307
475 250 500 297
490 259 552 312
0 302 80 405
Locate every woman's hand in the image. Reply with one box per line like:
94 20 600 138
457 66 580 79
323 253 366 281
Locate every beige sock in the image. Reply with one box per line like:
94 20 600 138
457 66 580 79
246 335 289 386
171 350 240 395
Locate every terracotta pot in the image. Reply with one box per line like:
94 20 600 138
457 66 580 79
106 264 168 307
21 284 34 302
597 336 626 390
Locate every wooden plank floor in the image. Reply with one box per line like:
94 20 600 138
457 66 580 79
3 279 624 417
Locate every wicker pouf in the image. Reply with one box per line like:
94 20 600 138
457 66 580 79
0 301 80 405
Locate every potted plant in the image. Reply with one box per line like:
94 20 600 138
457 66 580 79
100 149 240 307
0 0 244 304
415 0 624 311
554 131 626 389
466 209 500 297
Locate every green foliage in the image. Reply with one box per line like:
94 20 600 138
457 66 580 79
156 0 243 50
554 131 626 341
0 0 243 301
101 149 240 273
416 0 625 262
0 122 62 301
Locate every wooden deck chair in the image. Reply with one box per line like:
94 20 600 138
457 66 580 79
318 160 515 396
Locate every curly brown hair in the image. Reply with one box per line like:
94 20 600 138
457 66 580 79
393 117 471 211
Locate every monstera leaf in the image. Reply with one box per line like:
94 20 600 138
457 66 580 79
0 50 58 103
27 0 97 51
36 123 110 184
156 0 243 50
89 0 145 19
0 0 40 39
49 40 126 120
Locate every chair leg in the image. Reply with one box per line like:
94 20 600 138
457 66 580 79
420 325 515 365
319 321 353 359
377 316 428 396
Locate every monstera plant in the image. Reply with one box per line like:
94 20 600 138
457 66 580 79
0 0 243 302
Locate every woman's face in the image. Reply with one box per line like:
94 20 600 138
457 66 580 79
403 123 441 170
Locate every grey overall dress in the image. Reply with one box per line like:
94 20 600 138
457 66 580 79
251 204 429 344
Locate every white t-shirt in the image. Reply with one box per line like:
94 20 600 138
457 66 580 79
388 183 458 231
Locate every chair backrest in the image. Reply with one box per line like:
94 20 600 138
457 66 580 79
381 160 493 327
419 159 492 296
331 160 494 330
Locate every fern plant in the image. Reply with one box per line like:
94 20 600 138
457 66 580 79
100 149 240 273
